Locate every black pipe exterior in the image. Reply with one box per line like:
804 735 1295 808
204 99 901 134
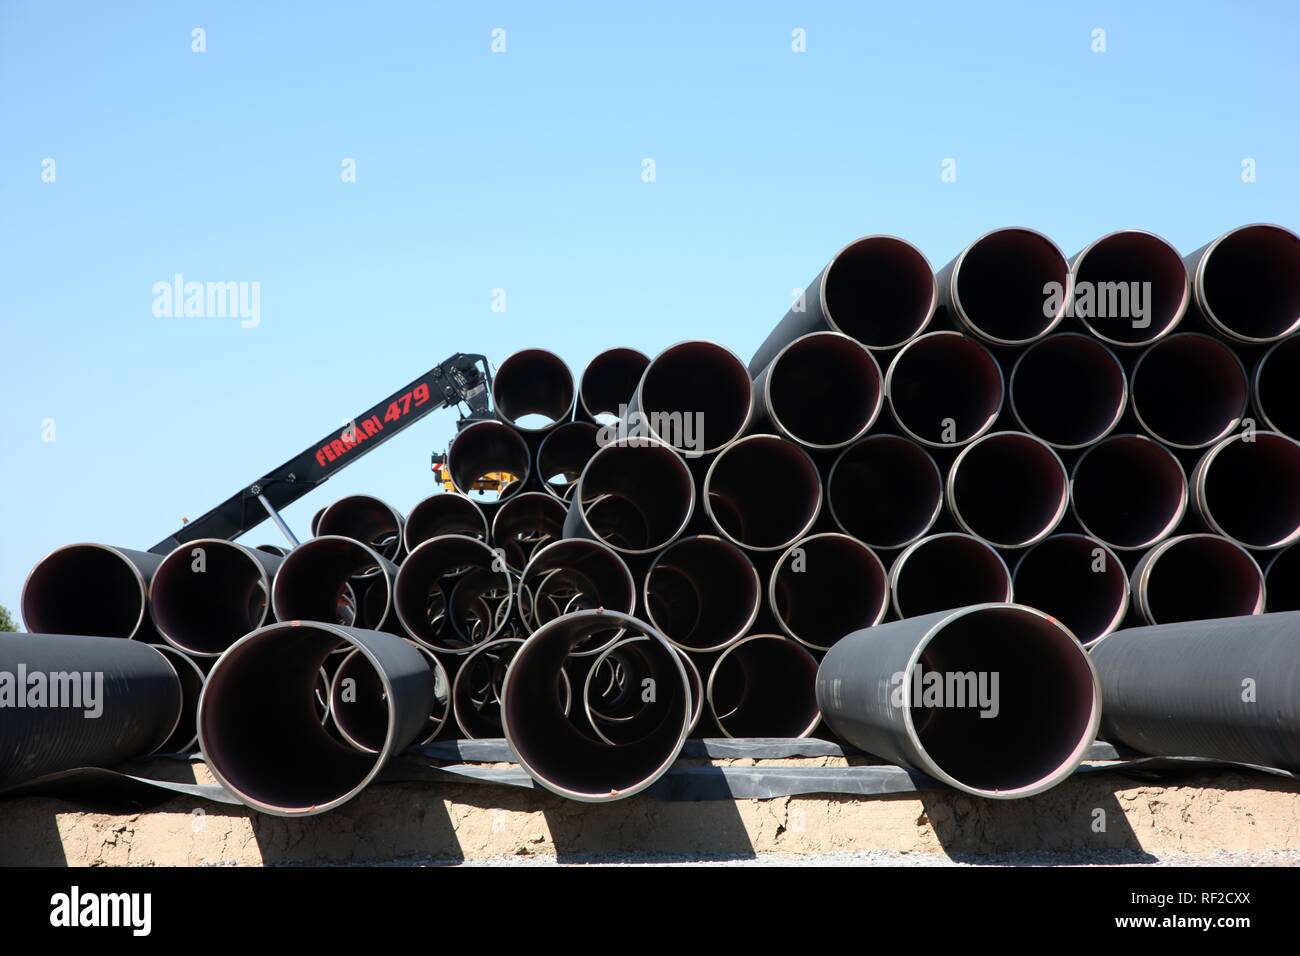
330 643 451 750
149 644 205 754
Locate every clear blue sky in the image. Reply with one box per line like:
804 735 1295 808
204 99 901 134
1 2 1297 621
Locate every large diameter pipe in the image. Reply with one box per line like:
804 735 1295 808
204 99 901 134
749 235 937 373
626 341 753 455
1012 534 1129 646
563 439 694 555
520 538 636 644
947 432 1069 548
1069 229 1189 345
536 421 599 501
885 331 1003 447
817 604 1100 798
1009 333 1127 449
446 420 531 500
1091 612 1300 772
703 434 822 551
889 533 1013 619
453 638 571 739
315 495 404 566
643 535 760 653
403 492 488 552
1265 545 1300 613
770 533 888 651
0 634 182 788
491 491 566 572
149 539 281 657
330 643 450 749
1184 223 1300 344
21 543 163 640
707 635 821 738
826 435 942 549
936 227 1071 345
149 644 206 753
272 535 398 632
1254 335 1300 441
582 637 703 741
198 622 434 816
501 610 692 802
1130 333 1249 449
578 347 650 424
750 331 882 450
1191 431 1300 550
394 534 513 652
1131 533 1265 625
1070 435 1188 550
492 348 575 434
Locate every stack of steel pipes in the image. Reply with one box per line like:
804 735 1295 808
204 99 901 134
11 223 1300 813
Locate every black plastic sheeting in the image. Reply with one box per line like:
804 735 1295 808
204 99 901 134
2 739 1297 811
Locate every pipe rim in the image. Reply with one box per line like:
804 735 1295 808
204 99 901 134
634 339 755 455
21 542 150 639
447 419 532 501
150 538 273 657
143 645 189 755
1069 435 1189 551
572 438 695 555
328 643 451 750
316 495 405 573
702 434 823 552
522 537 637 652
761 331 884 450
643 534 762 653
1130 333 1250 449
769 532 889 650
818 234 938 350
1132 533 1266 625
1192 431 1300 550
826 435 944 549
1252 336 1300 439
271 534 395 630
946 432 1071 549
888 533 1014 620
536 421 600 501
948 227 1072 346
1070 229 1190 346
1008 333 1128 449
491 348 576 432
1193 223 1300 344
582 635 701 744
884 331 1005 448
453 637 570 739
705 634 822 739
394 533 514 651
578 347 651 422
402 492 490 553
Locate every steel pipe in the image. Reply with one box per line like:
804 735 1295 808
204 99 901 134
707 635 820 739
520 538 636 646
404 492 488 551
149 644 205 753
536 421 600 500
578 347 650 424
198 622 435 816
889 533 1013 619
315 495 404 566
0 634 182 789
770 533 889 651
580 637 704 740
703 434 821 551
394 534 513 652
272 535 398 632
1070 435 1187 550
1265 545 1300 613
1009 333 1126 449
492 348 575 434
826 435 943 549
627 341 753 455
491 491 566 572
21 543 163 640
1131 533 1265 625
643 535 760 653
446 420 531 500
330 643 450 750
1253 334 1300 441
150 539 281 657
255 544 291 558
817 604 1100 798
885 331 1003 447
947 432 1069 548
1131 333 1249 449
1191 431 1300 550
1012 534 1129 646
453 638 570 739
936 227 1071 345
749 235 937 373
1091 611 1300 771
1069 229 1189 345
562 439 694 555
1184 223 1300 344
750 331 883 450
501 610 691 802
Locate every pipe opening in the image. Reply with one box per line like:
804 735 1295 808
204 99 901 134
1071 436 1187 550
949 433 1068 547
492 492 566 572
272 536 394 631
887 332 1003 446
952 229 1069 343
537 421 599 500
707 636 820 738
1197 433 1300 549
404 493 488 552
573 441 693 553
22 544 148 638
1132 334 1248 448
1266 545 1300 613
705 436 821 550
1137 535 1264 624
447 420 531 501
151 540 275 656
1010 334 1126 448
580 348 650 424
1198 224 1300 342
1012 535 1128 645
1254 335 1300 441
827 435 942 548
492 348 575 430
394 535 513 651
1072 230 1188 344
637 342 753 454
316 496 403 565
765 332 882 448
454 638 569 739
891 534 1012 618
822 236 936 349
583 637 688 744
771 533 888 650
644 535 760 652
521 539 636 648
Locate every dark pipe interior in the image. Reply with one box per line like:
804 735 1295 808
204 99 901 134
771 534 887 649
954 229 1069 342
201 626 387 812
454 640 527 738
822 236 935 349
888 333 1002 444
645 536 759 651
1256 336 1300 440
767 333 881 447
950 434 1067 546
522 539 635 638
580 348 650 422
448 421 531 500
892 535 1011 618
316 496 402 560
709 637 820 738
537 422 599 499
23 546 144 638
1011 334 1126 447
913 607 1095 793
1013 535 1127 644
394 536 509 651
405 494 487 550
1200 225 1300 341
828 436 942 548
586 641 680 744
1073 231 1188 344
1266 545 1300 613
152 645 203 753
152 543 271 655
637 342 752 452
493 349 575 429
1201 434 1300 548
706 437 821 549
1132 334 1247 447
492 492 566 571
1071 437 1186 549
578 443 693 551
273 537 390 630
1142 537 1263 624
